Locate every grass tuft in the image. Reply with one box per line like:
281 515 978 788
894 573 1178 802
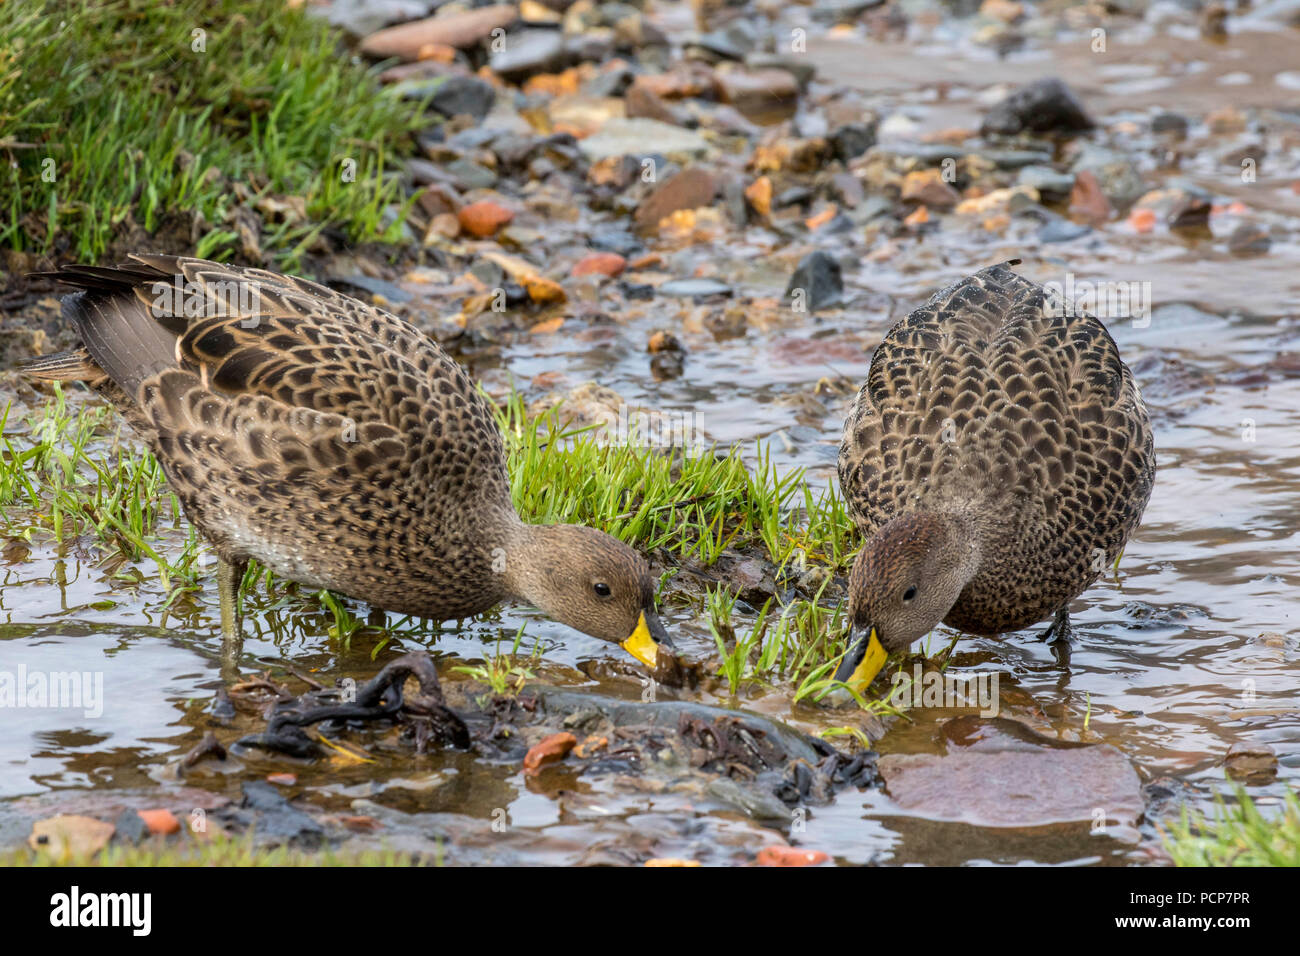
1164 785 1300 867
0 0 424 266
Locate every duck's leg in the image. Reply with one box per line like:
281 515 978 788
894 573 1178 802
1039 607 1073 644
217 557 248 682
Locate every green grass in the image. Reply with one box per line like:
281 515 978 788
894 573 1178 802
452 624 541 698
497 392 852 574
0 0 424 266
7 831 434 866
1164 786 1300 866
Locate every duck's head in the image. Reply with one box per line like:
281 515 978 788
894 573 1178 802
510 524 673 668
836 512 979 693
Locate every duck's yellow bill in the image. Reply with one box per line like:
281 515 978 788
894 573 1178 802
621 611 659 667
844 628 887 693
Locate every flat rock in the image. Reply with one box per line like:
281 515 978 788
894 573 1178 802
317 0 438 38
429 75 497 121
744 53 816 89
634 167 718 232
361 5 519 60
578 118 708 161
714 68 799 122
1228 222 1271 255
490 28 571 81
1016 164 1075 199
690 19 760 61
659 278 732 298
880 736 1144 828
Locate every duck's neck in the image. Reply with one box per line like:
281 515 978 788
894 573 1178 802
498 520 564 617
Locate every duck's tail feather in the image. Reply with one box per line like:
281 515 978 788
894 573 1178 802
20 345 106 384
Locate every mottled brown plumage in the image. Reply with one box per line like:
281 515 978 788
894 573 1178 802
26 255 671 667
835 262 1155 670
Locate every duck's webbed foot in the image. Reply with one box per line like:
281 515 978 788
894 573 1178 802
1039 607 1073 644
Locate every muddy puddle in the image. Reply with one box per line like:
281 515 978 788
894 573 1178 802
3 3 1299 865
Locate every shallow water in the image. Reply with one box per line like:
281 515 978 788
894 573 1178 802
3 13 1299 865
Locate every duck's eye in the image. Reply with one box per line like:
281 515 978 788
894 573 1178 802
902 586 917 602
593 582 612 598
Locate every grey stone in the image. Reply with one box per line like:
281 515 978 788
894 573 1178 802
980 77 1094 137
784 251 843 311
429 75 496 121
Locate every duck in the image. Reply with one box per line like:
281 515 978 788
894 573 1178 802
833 261 1155 690
25 255 673 676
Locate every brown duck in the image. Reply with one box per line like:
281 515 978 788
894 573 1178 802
26 255 672 675
833 262 1155 689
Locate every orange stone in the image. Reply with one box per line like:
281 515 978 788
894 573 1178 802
573 734 609 758
1128 208 1157 233
529 316 565 334
756 845 830 867
903 205 930 226
627 252 662 270
572 252 626 278
416 43 457 63
523 275 566 304
645 858 702 867
458 200 514 238
524 732 577 774
744 175 773 216
805 204 838 230
138 809 181 836
266 772 297 786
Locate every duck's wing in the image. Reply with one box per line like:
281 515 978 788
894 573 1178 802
839 262 1154 549
37 256 511 580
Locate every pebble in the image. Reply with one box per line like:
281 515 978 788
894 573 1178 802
429 75 497 121
523 732 578 774
588 228 642 257
1069 170 1113 224
755 846 830 866
1228 222 1271 255
578 118 709 160
980 77 1093 136
713 68 800 121
1016 164 1075 200
490 29 572 82
572 252 627 277
901 168 960 208
360 5 520 60
784 251 844 312
659 277 733 298
830 122 877 162
458 200 515 237
634 167 719 233
1224 742 1278 781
